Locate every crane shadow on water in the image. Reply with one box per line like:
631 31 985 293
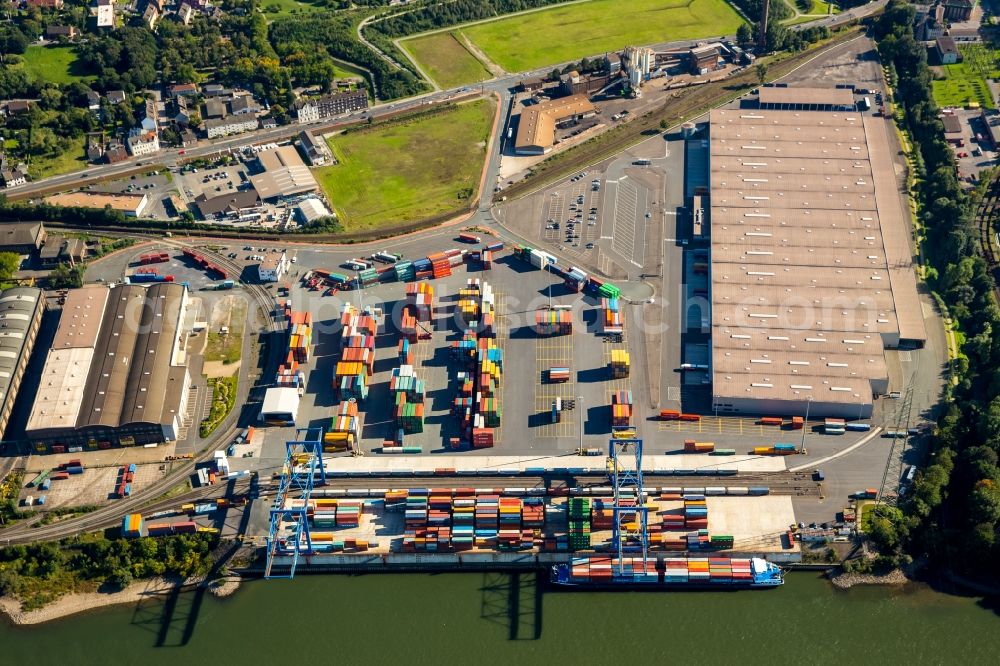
129 584 206 648
479 571 543 640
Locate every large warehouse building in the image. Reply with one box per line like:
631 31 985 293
514 94 596 155
707 93 926 419
25 283 192 452
0 287 44 441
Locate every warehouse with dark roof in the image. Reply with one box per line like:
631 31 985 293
0 287 44 441
25 283 191 452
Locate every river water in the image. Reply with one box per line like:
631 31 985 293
2 572 998 664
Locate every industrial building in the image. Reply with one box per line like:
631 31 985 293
707 97 926 419
249 145 319 200
25 283 192 451
513 94 596 155
756 86 857 112
0 222 46 254
45 191 149 217
257 251 289 282
0 287 44 441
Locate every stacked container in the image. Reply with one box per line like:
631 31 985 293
121 513 146 538
611 390 632 427
564 266 587 292
336 304 380 401
475 495 499 548
684 493 708 530
325 400 359 451
534 309 573 336
480 249 493 270
603 298 623 335
428 252 452 279
357 267 379 288
684 440 715 453
395 394 425 434
284 307 313 364
609 349 630 378
568 497 592 550
394 261 415 281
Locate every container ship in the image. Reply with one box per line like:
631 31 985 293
551 556 784 589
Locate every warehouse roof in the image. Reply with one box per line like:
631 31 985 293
194 188 261 217
26 283 189 434
52 284 109 349
712 348 887 382
757 86 856 107
0 222 44 250
261 386 299 417
0 287 42 406
250 146 318 200
709 107 926 410
45 191 148 214
515 94 595 152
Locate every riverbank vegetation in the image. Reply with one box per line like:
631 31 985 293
867 1 1000 583
0 533 217 611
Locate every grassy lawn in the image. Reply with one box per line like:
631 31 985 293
959 42 1000 81
932 62 994 109
21 45 94 84
205 297 247 365
332 60 367 80
261 0 327 17
401 31 491 89
316 99 495 230
26 135 87 180
458 0 744 73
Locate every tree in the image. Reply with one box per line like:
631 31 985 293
736 23 753 48
0 252 21 286
106 567 134 590
659 119 668 130
755 63 768 85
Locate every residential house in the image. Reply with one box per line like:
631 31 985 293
297 130 333 166
172 96 191 126
5 101 31 115
261 117 277 129
294 89 368 124
86 134 105 162
46 25 77 40
142 4 160 30
105 142 128 164
229 95 261 116
106 90 126 105
93 0 115 28
179 129 198 147
0 165 28 189
140 98 158 131
177 2 194 24
167 83 198 98
127 128 160 156
38 235 87 268
204 100 227 119
85 90 101 112
202 84 229 98
204 115 258 139
936 36 961 64
27 0 64 8
941 0 975 22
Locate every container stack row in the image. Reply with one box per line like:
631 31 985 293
752 443 798 456
121 513 146 538
585 276 621 299
401 282 434 340
285 307 313 364
335 304 380 401
534 308 572 336
609 349 630 378
684 440 715 454
392 365 426 435
569 556 658 583
308 498 363 528
275 360 305 394
568 497 592 550
664 557 752 583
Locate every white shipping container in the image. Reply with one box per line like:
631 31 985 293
704 487 726 495
726 487 750 495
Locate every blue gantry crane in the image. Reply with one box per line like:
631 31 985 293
606 437 649 577
265 427 326 579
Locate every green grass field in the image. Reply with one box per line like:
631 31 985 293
27 135 87 180
316 99 495 230
261 0 327 17
932 62 994 109
401 31 491 89
332 60 367 80
456 0 744 74
21 45 93 84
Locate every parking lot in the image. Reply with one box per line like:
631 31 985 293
175 163 250 204
89 172 176 219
